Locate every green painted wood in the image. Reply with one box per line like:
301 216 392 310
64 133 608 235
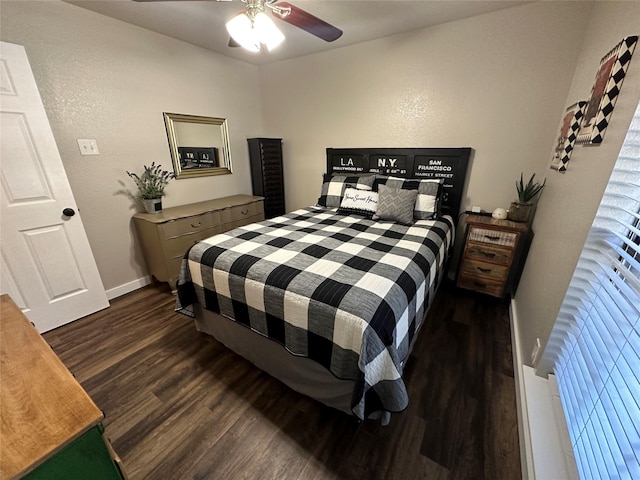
23 425 123 480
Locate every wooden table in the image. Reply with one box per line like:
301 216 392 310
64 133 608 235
0 294 123 480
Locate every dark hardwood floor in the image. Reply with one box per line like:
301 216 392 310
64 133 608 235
43 280 521 480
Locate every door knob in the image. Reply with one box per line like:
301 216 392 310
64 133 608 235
62 208 76 217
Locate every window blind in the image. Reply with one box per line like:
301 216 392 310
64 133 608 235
540 100 640 480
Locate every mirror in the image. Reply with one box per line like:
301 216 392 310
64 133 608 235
163 112 233 179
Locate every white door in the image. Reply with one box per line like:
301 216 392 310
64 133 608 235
0 41 109 332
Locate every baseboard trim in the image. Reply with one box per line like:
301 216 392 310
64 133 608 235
106 276 151 300
510 299 578 480
510 299 536 480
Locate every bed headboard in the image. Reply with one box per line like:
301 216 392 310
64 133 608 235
325 147 472 220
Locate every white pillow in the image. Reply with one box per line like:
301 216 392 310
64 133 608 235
337 187 378 218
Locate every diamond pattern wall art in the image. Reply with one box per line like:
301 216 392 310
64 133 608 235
577 35 638 145
550 101 587 172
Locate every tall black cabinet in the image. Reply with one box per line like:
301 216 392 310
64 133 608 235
247 138 285 219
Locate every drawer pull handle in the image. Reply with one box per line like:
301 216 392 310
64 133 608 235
241 209 249 215
477 267 492 273
473 281 487 287
480 252 496 258
191 222 201 228
484 235 499 241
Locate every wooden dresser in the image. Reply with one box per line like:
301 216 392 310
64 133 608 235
456 214 530 299
132 195 264 290
0 295 125 480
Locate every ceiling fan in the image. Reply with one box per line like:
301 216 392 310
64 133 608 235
133 0 343 52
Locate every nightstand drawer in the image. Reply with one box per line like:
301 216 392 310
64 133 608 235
468 226 517 247
160 212 221 239
457 274 505 297
465 242 513 266
220 201 263 225
460 259 509 281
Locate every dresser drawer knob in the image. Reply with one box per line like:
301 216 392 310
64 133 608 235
241 209 249 215
191 222 201 228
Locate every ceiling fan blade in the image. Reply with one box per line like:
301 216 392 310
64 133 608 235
274 2 342 43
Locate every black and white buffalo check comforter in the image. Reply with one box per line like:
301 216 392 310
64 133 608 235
176 206 454 420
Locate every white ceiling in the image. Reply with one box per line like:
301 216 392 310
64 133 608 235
66 0 531 65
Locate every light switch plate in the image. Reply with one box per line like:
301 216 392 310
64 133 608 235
77 139 100 155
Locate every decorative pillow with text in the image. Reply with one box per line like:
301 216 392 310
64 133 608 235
317 174 375 208
337 187 379 218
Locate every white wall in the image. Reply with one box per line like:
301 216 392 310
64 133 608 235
259 2 592 217
0 1 262 292
516 1 640 370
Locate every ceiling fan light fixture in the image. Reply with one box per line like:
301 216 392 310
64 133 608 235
253 12 285 51
226 7 285 53
226 13 260 52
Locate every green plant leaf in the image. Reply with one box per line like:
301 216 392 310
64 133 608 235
516 172 546 203
126 162 175 199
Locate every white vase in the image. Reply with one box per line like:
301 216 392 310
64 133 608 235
142 198 162 214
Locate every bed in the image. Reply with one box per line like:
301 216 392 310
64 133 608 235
176 147 471 421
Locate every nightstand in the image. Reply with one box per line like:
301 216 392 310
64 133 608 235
456 214 531 299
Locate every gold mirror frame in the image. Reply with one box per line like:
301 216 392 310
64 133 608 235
163 112 233 179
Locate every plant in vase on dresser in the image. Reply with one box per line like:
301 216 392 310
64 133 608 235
508 172 546 223
126 162 175 214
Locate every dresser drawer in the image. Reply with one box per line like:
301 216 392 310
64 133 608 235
222 213 265 232
460 259 509 282
464 242 513 266
164 225 222 260
160 212 220 239
468 226 518 248
220 201 263 225
457 274 505 297
168 256 185 284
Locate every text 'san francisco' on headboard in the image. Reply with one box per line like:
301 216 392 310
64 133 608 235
413 155 460 206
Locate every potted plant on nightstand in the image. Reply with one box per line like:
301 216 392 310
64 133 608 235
126 162 175 214
508 173 546 223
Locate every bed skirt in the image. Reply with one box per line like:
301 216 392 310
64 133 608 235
193 304 356 416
